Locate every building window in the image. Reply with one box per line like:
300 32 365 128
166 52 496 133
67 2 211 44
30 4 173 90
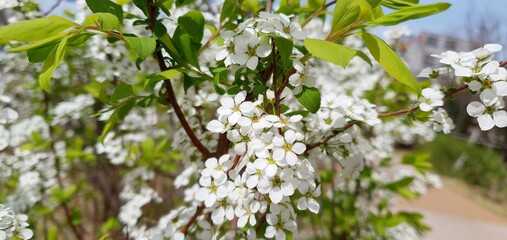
426 36 438 47
445 40 457 50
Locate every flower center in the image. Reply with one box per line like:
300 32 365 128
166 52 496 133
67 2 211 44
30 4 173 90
247 45 257 57
272 176 282 187
210 184 218 193
227 42 235 53
283 143 292 152
233 104 240 112
482 79 493 89
268 156 276 165
485 105 497 114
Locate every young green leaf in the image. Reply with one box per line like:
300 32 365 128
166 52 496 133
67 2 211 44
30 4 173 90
295 86 321 113
27 44 57 63
371 2 451 26
178 11 205 43
145 69 183 89
39 36 69 91
220 0 238 22
83 13 122 31
331 0 360 33
275 37 293 70
124 36 156 60
304 38 358 68
0 16 76 42
111 82 134 102
359 32 421 93
85 0 124 23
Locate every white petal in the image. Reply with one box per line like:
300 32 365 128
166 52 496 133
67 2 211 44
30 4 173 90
307 198 320 213
228 112 241 125
212 208 225 225
247 175 259 188
292 142 306 154
493 81 507 96
466 101 485 117
205 158 218 169
207 120 225 133
238 215 248 227
275 229 286 240
285 152 298 165
265 226 277 238
485 44 502 53
297 197 308 210
478 114 495 131
246 57 259 70
205 193 217 207
196 188 210 201
220 96 235 108
468 80 482 92
493 110 507 128
273 148 285 161
265 164 278 177
480 89 498 106
284 130 296 144
269 187 284 203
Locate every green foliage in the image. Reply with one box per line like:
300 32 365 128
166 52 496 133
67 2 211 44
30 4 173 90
331 0 360 34
274 37 293 70
372 2 451 26
220 0 239 22
171 11 205 68
360 32 421 93
84 13 122 31
124 36 157 60
0 16 76 43
418 134 507 193
304 38 359 68
111 82 135 102
39 36 68 91
85 0 124 23
295 86 321 113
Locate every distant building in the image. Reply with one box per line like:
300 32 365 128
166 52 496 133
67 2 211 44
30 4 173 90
400 32 476 74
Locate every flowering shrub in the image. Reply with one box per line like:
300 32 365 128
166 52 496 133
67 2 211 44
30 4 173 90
0 0 505 239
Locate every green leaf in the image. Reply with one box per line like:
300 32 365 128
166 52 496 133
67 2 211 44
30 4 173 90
304 38 358 68
295 86 321 113
275 37 293 70
132 0 149 16
39 36 68 91
8 32 69 53
117 98 136 120
111 82 134 102
220 0 238 22
178 11 205 43
145 69 182 90
100 110 117 142
360 33 421 93
0 16 76 43
85 0 124 23
84 13 122 31
173 29 200 68
331 0 360 33
124 36 156 60
372 2 451 26
381 0 419 9
27 44 57 63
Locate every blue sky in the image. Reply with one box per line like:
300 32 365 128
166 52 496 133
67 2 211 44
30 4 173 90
40 0 506 42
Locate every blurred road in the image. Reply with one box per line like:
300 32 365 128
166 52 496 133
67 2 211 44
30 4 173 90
396 178 507 240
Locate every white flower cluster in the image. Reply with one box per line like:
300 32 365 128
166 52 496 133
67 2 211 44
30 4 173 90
0 204 33 240
216 12 305 70
0 87 18 125
195 91 318 239
422 44 507 131
0 0 18 10
50 94 95 126
417 87 455 134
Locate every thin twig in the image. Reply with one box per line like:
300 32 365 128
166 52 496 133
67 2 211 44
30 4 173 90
43 0 63 16
147 2 212 158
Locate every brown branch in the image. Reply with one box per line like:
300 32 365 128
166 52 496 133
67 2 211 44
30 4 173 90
147 2 212 158
266 0 273 13
305 121 357 152
500 61 507 67
180 204 205 234
300 0 337 28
